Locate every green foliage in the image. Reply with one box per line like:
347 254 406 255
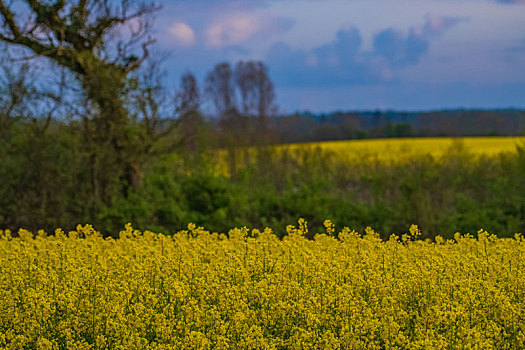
3 116 525 239
90 144 525 239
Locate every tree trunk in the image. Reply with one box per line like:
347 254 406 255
81 62 136 203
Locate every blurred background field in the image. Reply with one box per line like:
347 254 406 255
301 136 525 161
219 136 525 170
4 110 525 240
214 136 525 175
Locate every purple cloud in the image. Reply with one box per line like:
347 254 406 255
168 22 196 47
158 0 293 50
204 12 293 48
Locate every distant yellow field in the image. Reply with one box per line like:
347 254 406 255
286 136 525 162
214 137 525 176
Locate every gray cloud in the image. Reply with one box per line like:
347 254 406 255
266 26 376 86
266 15 463 87
374 15 462 67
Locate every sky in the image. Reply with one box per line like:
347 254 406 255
155 0 525 113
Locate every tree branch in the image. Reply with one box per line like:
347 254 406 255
125 38 155 72
0 1 23 38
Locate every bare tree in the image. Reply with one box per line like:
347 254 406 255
234 60 277 119
234 60 277 150
204 62 236 118
204 62 242 178
176 71 200 115
235 61 256 116
0 62 33 138
129 52 174 157
0 54 72 139
175 71 202 153
254 62 277 119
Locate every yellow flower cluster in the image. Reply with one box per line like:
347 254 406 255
0 222 524 349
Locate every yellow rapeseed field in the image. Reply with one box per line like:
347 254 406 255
1 221 524 349
214 137 525 176
288 136 525 163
